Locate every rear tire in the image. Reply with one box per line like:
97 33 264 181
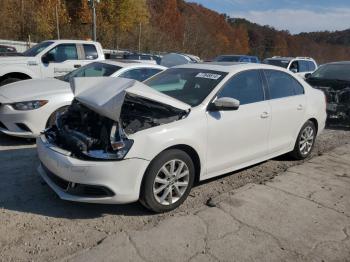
0 77 21 86
290 121 316 160
140 149 195 213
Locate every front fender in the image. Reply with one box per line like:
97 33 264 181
126 113 207 176
0 64 39 79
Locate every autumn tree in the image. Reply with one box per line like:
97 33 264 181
34 0 70 41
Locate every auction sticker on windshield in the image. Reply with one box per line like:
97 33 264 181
196 73 222 80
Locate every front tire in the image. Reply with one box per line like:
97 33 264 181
140 149 195 213
290 121 316 160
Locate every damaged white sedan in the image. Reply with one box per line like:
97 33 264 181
37 63 327 212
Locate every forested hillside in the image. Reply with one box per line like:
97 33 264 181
0 0 349 63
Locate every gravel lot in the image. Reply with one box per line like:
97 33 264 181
1 128 350 261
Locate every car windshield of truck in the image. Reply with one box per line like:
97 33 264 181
310 64 350 81
59 62 122 82
144 68 227 106
214 56 241 62
22 41 54 57
264 59 290 68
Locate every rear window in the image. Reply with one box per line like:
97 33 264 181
83 44 98 60
264 59 290 69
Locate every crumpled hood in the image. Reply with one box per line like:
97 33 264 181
71 77 191 122
0 56 33 65
0 78 70 103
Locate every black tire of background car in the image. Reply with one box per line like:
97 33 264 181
0 77 21 86
46 106 69 128
140 149 195 213
290 120 316 160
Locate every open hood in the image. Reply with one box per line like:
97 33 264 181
71 77 190 122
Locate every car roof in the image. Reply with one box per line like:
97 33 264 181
266 57 315 61
98 60 167 69
173 62 287 73
42 39 100 45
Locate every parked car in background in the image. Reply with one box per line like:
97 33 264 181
305 61 350 125
0 40 104 86
263 56 317 78
213 55 260 63
123 52 161 65
0 45 17 55
37 62 326 212
0 61 166 138
160 53 200 67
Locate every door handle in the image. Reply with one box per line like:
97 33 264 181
260 112 269 119
74 64 81 68
297 104 303 111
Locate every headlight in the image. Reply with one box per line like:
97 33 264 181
109 122 134 159
12 100 48 111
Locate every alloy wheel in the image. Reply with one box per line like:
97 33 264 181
299 126 314 155
153 159 190 206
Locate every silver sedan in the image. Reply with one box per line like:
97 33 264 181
0 61 166 138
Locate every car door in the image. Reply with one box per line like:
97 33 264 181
263 69 307 154
40 44 80 78
206 70 271 177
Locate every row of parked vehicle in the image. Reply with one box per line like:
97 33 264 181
0 38 347 213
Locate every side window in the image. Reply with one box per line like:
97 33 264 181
240 57 250 62
119 68 162 82
46 44 78 62
218 70 264 105
298 60 309 72
250 57 258 63
83 44 98 60
289 61 299 72
265 70 304 99
308 61 316 71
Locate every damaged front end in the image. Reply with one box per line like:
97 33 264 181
317 86 350 126
44 78 190 160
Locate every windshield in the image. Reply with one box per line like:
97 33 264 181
60 62 122 82
214 56 241 62
22 41 54 57
264 59 290 68
144 68 227 106
310 64 350 81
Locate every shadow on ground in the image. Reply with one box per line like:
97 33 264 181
0 139 152 219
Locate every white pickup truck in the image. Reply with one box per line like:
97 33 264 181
0 40 104 86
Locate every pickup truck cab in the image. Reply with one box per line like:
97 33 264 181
0 40 104 86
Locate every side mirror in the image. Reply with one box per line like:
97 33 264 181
42 53 54 64
290 68 298 73
208 97 240 111
305 73 311 79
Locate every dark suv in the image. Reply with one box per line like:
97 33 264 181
306 61 350 125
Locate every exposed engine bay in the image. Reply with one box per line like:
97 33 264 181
317 86 350 125
45 95 188 160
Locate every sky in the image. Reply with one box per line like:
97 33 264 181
186 0 350 34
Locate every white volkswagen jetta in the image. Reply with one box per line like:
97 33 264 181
0 60 166 138
37 63 326 212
